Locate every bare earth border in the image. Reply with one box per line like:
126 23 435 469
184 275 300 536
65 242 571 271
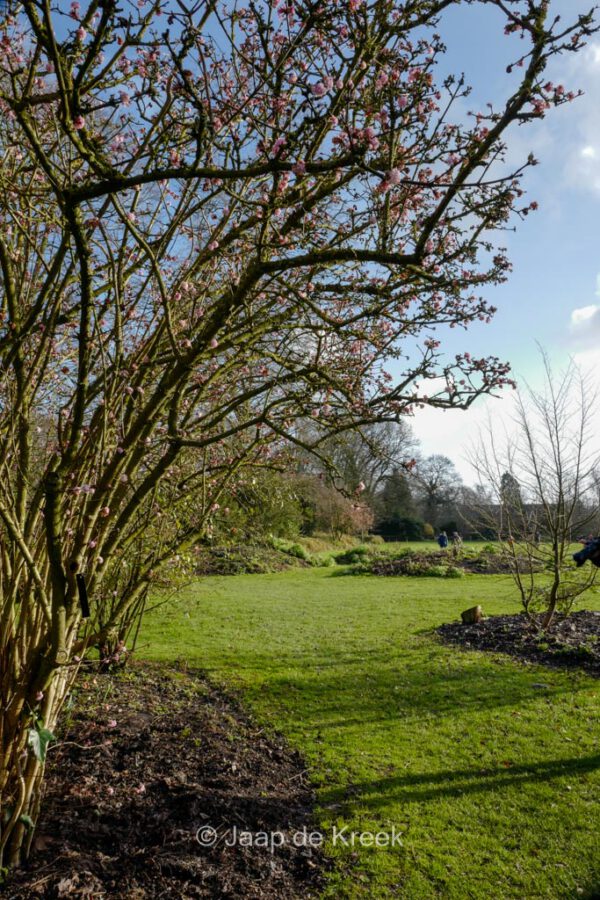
1 663 326 899
437 610 600 678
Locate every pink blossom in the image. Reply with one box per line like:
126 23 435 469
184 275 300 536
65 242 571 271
76 26 86 41
108 719 117 728
36 691 44 702
311 82 327 97
100 506 110 517
208 240 219 251
73 115 85 130
271 136 287 156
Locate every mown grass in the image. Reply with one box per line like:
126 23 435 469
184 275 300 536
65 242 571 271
140 569 600 899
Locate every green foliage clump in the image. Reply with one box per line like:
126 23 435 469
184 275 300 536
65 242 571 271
333 545 372 565
287 542 312 562
482 543 499 555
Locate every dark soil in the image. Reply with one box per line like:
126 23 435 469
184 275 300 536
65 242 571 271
438 609 600 677
2 664 325 899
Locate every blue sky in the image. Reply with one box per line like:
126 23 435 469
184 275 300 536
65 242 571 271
407 0 600 481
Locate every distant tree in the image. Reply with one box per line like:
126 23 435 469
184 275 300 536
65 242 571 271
374 466 424 540
296 476 373 538
377 467 416 519
412 454 463 527
500 471 525 535
455 484 498 540
314 421 417 498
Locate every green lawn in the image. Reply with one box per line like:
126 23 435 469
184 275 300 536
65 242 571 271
140 569 600 899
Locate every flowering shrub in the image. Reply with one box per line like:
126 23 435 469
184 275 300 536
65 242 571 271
0 0 595 867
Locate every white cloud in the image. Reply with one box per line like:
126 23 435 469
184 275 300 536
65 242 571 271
568 280 600 349
557 41 600 194
590 43 600 66
570 303 600 327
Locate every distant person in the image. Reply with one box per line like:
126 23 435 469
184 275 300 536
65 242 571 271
451 531 463 556
437 530 448 549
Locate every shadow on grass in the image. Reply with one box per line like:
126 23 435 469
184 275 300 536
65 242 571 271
319 752 600 809
256 645 584 731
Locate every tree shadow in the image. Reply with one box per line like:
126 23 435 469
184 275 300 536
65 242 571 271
319 752 600 809
258 646 585 731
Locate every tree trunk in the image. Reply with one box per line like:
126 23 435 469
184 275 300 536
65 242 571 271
0 666 70 868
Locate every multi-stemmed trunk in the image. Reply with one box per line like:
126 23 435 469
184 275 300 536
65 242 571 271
0 661 74 868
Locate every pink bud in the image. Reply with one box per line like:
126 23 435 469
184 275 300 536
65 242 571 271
73 115 85 130
100 506 110 517
209 337 218 349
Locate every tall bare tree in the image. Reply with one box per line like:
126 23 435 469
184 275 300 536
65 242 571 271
472 356 600 628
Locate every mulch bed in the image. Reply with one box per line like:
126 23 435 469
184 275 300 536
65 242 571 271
370 551 543 576
438 610 600 677
2 664 326 899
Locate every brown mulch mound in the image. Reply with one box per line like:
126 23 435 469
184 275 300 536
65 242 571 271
2 665 325 899
370 551 544 576
438 610 600 677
